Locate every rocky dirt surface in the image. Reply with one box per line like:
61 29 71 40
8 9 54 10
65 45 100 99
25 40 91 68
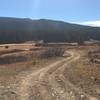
64 48 100 100
0 45 99 100
12 51 98 100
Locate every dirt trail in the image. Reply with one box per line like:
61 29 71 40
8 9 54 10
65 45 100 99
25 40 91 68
17 51 98 100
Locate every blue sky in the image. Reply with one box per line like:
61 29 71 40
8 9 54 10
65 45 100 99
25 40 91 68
0 0 100 26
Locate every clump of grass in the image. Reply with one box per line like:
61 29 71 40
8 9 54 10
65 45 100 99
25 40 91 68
32 58 39 65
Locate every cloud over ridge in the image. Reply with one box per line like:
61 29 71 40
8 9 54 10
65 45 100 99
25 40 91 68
80 20 100 27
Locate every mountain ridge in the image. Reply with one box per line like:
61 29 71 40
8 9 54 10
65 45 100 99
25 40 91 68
0 17 100 44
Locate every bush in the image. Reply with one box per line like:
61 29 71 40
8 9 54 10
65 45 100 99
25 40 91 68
5 45 9 49
40 47 65 58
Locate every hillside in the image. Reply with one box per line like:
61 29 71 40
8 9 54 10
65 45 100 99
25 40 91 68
0 17 100 44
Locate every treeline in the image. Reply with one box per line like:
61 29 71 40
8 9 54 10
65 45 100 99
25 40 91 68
0 17 100 44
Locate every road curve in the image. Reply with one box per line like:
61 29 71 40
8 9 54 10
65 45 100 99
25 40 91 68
17 51 98 100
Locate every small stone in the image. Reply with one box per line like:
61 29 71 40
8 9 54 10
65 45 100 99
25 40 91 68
70 91 73 95
91 76 95 80
81 94 85 98
71 95 74 98
52 93 55 97
7 86 10 89
60 90 64 94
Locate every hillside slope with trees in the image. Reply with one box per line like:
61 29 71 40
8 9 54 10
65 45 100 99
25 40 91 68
0 17 100 44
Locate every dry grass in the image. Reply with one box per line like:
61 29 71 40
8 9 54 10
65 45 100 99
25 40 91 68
64 46 100 99
0 45 62 86
0 44 65 99
0 43 100 99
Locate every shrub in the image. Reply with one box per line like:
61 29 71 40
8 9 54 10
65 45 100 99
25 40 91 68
40 47 65 58
5 45 9 49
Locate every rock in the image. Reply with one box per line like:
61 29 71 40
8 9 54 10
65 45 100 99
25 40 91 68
81 94 85 98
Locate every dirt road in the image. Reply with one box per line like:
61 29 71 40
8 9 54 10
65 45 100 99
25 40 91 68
16 51 98 100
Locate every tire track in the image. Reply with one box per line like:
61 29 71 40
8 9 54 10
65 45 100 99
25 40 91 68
17 51 98 100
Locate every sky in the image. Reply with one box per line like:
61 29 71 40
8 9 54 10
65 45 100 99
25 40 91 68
0 0 100 26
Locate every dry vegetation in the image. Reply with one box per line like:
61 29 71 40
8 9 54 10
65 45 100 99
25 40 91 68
0 44 65 100
39 47 65 58
64 46 100 99
0 43 100 100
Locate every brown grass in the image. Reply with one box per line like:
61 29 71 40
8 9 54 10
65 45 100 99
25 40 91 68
64 46 100 99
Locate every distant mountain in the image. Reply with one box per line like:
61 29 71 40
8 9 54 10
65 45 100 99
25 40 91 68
0 17 100 44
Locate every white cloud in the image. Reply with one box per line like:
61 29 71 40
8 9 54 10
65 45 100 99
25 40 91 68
78 20 100 27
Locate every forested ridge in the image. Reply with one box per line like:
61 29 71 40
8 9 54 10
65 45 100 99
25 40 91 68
0 17 100 44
